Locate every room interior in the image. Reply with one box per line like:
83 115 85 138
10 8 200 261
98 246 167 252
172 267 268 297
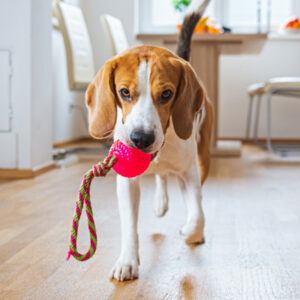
0 0 299 298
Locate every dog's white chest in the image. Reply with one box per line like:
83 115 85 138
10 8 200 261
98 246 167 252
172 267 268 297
146 121 198 176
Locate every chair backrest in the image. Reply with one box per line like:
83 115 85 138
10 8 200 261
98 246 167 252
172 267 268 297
56 2 95 90
101 14 129 56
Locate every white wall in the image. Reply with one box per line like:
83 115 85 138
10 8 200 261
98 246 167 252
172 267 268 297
220 38 300 139
0 0 31 168
31 0 53 167
80 0 300 140
0 0 53 169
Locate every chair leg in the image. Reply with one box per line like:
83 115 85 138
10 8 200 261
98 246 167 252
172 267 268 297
245 96 254 141
266 91 274 152
253 94 262 143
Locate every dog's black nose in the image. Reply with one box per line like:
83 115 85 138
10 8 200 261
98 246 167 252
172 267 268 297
130 130 155 150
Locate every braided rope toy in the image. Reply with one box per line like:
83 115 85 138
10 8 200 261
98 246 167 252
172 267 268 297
67 140 151 261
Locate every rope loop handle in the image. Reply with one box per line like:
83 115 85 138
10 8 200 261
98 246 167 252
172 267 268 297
67 154 118 261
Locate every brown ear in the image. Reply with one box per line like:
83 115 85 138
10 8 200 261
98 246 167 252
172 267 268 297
172 60 204 139
86 59 117 139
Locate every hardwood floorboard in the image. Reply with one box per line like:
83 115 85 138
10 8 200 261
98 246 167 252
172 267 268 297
0 146 299 299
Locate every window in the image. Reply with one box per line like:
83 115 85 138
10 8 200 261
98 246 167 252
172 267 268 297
226 0 294 31
136 0 298 34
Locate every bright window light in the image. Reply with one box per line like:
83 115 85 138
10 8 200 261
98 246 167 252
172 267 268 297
137 0 297 33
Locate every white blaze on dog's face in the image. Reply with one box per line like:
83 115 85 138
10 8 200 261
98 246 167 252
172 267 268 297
115 60 164 153
86 46 204 154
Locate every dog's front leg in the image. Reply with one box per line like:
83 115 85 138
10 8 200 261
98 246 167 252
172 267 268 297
178 164 205 245
154 174 169 217
110 175 140 281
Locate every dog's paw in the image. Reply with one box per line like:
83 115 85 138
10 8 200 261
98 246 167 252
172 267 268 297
110 256 139 281
154 190 168 218
180 221 205 245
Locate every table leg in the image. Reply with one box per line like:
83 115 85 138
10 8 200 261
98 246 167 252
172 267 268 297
190 43 241 157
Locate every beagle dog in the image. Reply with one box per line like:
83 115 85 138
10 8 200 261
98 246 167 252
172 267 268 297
86 0 213 281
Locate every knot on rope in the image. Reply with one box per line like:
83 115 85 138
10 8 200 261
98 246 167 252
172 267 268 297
67 154 118 262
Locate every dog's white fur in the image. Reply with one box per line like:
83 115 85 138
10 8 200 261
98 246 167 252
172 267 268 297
110 61 205 281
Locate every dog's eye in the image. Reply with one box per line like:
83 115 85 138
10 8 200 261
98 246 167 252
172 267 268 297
160 89 173 104
119 88 132 101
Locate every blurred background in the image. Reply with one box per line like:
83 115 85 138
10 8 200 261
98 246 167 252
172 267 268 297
0 0 300 174
0 0 300 173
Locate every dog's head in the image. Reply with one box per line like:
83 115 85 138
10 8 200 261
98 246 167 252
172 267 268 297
86 46 204 155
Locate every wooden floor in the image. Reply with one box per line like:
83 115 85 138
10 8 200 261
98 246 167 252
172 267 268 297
0 146 299 299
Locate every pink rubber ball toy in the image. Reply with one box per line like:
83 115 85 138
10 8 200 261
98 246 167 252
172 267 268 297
109 140 151 178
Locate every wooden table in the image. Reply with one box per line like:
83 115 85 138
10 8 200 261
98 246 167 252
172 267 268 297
137 33 267 156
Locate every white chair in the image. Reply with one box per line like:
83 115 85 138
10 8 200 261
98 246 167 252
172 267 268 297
100 14 129 56
56 2 95 90
246 77 300 152
53 3 99 162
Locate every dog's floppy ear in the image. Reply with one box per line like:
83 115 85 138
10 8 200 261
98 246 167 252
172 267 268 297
172 59 204 140
86 59 117 139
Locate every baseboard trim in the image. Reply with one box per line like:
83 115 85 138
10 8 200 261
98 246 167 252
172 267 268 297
53 136 93 148
32 161 56 177
53 136 113 148
0 169 34 179
0 161 56 180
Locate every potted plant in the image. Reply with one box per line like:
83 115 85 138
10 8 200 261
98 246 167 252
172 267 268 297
172 0 192 24
172 0 192 12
